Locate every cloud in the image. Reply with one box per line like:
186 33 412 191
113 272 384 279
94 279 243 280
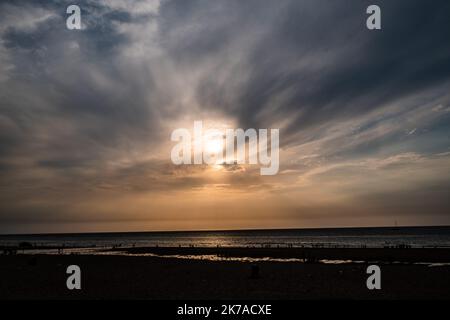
0 0 450 232
0 2 57 82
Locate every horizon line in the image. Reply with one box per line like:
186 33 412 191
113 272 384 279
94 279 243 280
1 224 450 237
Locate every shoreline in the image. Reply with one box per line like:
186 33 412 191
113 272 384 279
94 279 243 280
4 246 450 264
105 246 450 263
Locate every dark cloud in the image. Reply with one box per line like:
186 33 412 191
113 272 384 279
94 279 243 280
187 0 450 135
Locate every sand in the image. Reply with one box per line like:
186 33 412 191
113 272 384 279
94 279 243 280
1 247 450 300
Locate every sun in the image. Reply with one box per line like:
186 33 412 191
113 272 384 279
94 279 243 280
204 137 223 154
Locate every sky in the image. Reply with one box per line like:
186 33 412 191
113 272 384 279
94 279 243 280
0 0 449 234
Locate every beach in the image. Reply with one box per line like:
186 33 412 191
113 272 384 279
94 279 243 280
1 247 450 300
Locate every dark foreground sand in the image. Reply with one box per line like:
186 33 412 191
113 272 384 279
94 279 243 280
1 248 450 300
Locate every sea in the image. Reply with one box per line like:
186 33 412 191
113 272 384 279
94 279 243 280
1 226 450 249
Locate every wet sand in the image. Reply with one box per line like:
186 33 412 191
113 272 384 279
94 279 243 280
106 246 450 262
1 247 450 300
